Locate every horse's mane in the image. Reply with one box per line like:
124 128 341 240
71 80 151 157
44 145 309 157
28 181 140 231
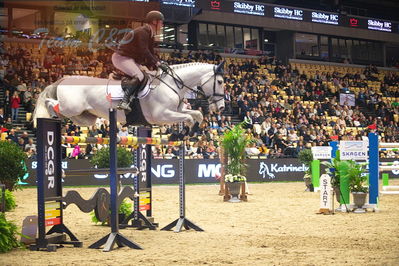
169 62 213 71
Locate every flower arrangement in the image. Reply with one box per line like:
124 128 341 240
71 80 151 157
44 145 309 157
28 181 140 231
224 174 247 183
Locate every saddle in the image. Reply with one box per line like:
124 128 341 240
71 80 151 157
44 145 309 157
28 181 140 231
110 71 149 99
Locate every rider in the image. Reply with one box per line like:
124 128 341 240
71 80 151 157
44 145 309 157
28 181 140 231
112 10 167 111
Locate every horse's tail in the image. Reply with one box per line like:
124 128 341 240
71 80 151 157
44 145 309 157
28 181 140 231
32 82 58 127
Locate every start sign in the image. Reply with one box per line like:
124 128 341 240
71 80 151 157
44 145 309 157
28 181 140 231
319 174 332 214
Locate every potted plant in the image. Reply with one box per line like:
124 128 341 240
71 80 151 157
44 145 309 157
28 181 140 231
344 160 368 213
0 141 27 191
221 123 251 202
321 151 349 203
298 149 313 191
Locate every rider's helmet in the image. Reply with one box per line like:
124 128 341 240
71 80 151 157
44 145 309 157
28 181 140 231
145 11 164 23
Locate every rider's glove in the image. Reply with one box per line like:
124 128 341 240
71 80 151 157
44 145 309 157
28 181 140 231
157 61 169 72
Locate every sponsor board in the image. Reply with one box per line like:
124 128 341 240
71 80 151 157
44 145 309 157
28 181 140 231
233 1 265 16
161 0 196 8
311 11 339 25
368 19 392 32
273 6 303 20
311 146 332 160
340 141 368 160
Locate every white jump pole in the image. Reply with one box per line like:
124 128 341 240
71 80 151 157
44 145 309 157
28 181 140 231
379 143 399 148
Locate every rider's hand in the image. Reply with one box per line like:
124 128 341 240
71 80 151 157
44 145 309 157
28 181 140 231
157 61 169 72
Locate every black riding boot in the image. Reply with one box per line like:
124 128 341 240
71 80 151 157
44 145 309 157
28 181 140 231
117 76 140 112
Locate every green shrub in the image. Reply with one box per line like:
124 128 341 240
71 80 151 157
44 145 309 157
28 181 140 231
0 190 17 212
321 151 347 187
0 213 22 253
90 147 133 168
91 200 132 225
298 149 314 176
344 160 368 193
0 141 27 190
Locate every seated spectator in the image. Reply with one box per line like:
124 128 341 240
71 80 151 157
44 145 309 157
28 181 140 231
6 128 18 143
17 137 25 150
25 147 37 159
0 108 5 125
274 134 289 153
245 143 260 157
118 126 129 137
205 141 217 159
70 145 81 159
25 138 36 153
287 129 299 143
20 131 29 146
89 125 102 137
152 146 163 159
258 143 269 157
163 147 176 159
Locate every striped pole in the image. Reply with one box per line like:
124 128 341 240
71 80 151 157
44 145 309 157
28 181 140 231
379 162 399 166
379 143 399 148
379 166 399 172
62 136 182 146
379 148 399 151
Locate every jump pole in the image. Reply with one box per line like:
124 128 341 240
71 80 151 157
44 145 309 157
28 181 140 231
121 127 158 230
89 108 142 251
368 133 379 208
161 123 203 233
30 118 82 251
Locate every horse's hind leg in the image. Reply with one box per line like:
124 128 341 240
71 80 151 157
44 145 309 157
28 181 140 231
45 99 60 118
70 111 98 126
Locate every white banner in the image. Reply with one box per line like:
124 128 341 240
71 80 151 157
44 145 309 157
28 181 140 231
340 141 368 160
311 146 332 160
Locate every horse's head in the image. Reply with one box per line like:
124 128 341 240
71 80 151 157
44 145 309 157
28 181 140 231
198 61 225 113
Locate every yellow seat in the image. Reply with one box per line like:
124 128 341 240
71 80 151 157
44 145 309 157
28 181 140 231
26 113 32 122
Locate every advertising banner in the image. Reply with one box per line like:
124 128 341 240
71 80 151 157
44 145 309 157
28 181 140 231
273 6 304 21
20 158 398 187
311 146 332 160
340 141 368 160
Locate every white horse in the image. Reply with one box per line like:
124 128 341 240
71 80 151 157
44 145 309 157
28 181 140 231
33 62 225 127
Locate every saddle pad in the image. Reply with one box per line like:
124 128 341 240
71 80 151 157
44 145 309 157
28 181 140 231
106 80 151 100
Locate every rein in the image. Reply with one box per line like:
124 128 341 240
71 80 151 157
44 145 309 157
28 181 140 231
148 64 224 105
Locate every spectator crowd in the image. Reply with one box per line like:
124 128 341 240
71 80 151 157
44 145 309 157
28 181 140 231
1 41 399 160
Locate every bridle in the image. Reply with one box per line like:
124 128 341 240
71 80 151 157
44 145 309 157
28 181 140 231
197 65 225 105
150 64 225 106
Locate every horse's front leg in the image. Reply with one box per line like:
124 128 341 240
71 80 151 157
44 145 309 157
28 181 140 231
178 109 203 124
162 110 195 128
